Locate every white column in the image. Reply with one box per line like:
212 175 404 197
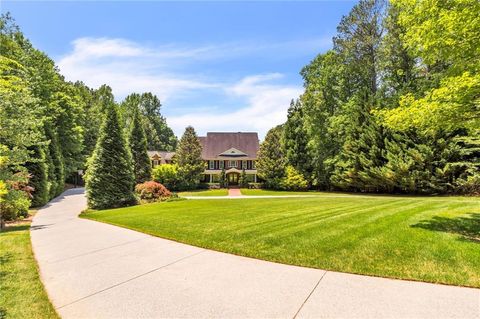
254 174 257 183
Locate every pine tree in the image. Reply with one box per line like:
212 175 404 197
256 125 287 189
45 125 65 198
175 126 204 190
25 145 49 206
85 104 136 209
129 111 152 184
283 99 311 180
330 101 386 192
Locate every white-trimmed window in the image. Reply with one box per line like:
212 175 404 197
209 160 214 170
219 160 224 169
252 161 256 169
228 160 237 168
242 160 247 169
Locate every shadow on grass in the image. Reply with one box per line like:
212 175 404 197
412 213 480 243
0 224 30 233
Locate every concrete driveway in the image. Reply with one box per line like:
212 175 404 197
31 188 480 318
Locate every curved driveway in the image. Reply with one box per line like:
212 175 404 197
31 188 480 318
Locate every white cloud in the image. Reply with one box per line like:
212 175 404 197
57 38 219 102
56 37 313 139
167 73 302 139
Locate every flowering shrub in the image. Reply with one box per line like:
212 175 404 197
135 181 172 202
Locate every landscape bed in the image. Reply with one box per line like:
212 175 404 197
0 222 59 319
82 195 480 288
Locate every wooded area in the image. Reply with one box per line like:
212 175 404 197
0 14 177 222
1 0 479 223
260 0 479 194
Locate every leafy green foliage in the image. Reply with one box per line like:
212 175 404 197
128 111 152 184
283 99 311 179
174 126 205 190
279 0 480 194
45 125 65 198
84 105 137 209
120 93 177 151
152 164 179 191
24 146 49 207
0 14 181 219
239 168 248 188
256 125 287 189
281 166 308 191
219 168 227 188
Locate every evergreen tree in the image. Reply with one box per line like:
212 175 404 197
283 99 311 180
120 93 178 151
219 168 227 188
85 104 136 209
330 103 386 192
45 125 65 198
24 145 49 206
256 125 287 189
129 110 152 184
175 126 204 190
239 168 248 188
300 51 345 189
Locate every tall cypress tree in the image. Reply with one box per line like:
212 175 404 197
25 145 49 206
175 126 204 190
85 104 136 209
129 110 152 184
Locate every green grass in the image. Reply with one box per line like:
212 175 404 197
82 195 480 287
240 189 321 196
0 223 59 319
178 189 229 197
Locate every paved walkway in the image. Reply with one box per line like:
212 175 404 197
31 189 480 318
228 188 242 196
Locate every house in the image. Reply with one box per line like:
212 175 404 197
147 151 175 166
149 132 260 185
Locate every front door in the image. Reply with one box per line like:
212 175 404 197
227 172 239 185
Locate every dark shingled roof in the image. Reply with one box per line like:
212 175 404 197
199 132 259 159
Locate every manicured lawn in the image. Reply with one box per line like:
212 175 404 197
82 195 480 287
240 189 321 196
178 189 228 197
0 223 59 319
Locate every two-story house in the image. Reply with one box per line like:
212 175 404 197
199 132 259 184
149 132 259 185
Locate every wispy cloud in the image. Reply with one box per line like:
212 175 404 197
56 37 326 138
168 73 302 138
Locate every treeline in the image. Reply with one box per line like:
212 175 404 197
258 0 480 194
0 14 177 224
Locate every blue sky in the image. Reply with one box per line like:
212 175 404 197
2 1 355 138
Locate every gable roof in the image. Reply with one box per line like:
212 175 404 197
147 151 175 160
199 132 259 159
